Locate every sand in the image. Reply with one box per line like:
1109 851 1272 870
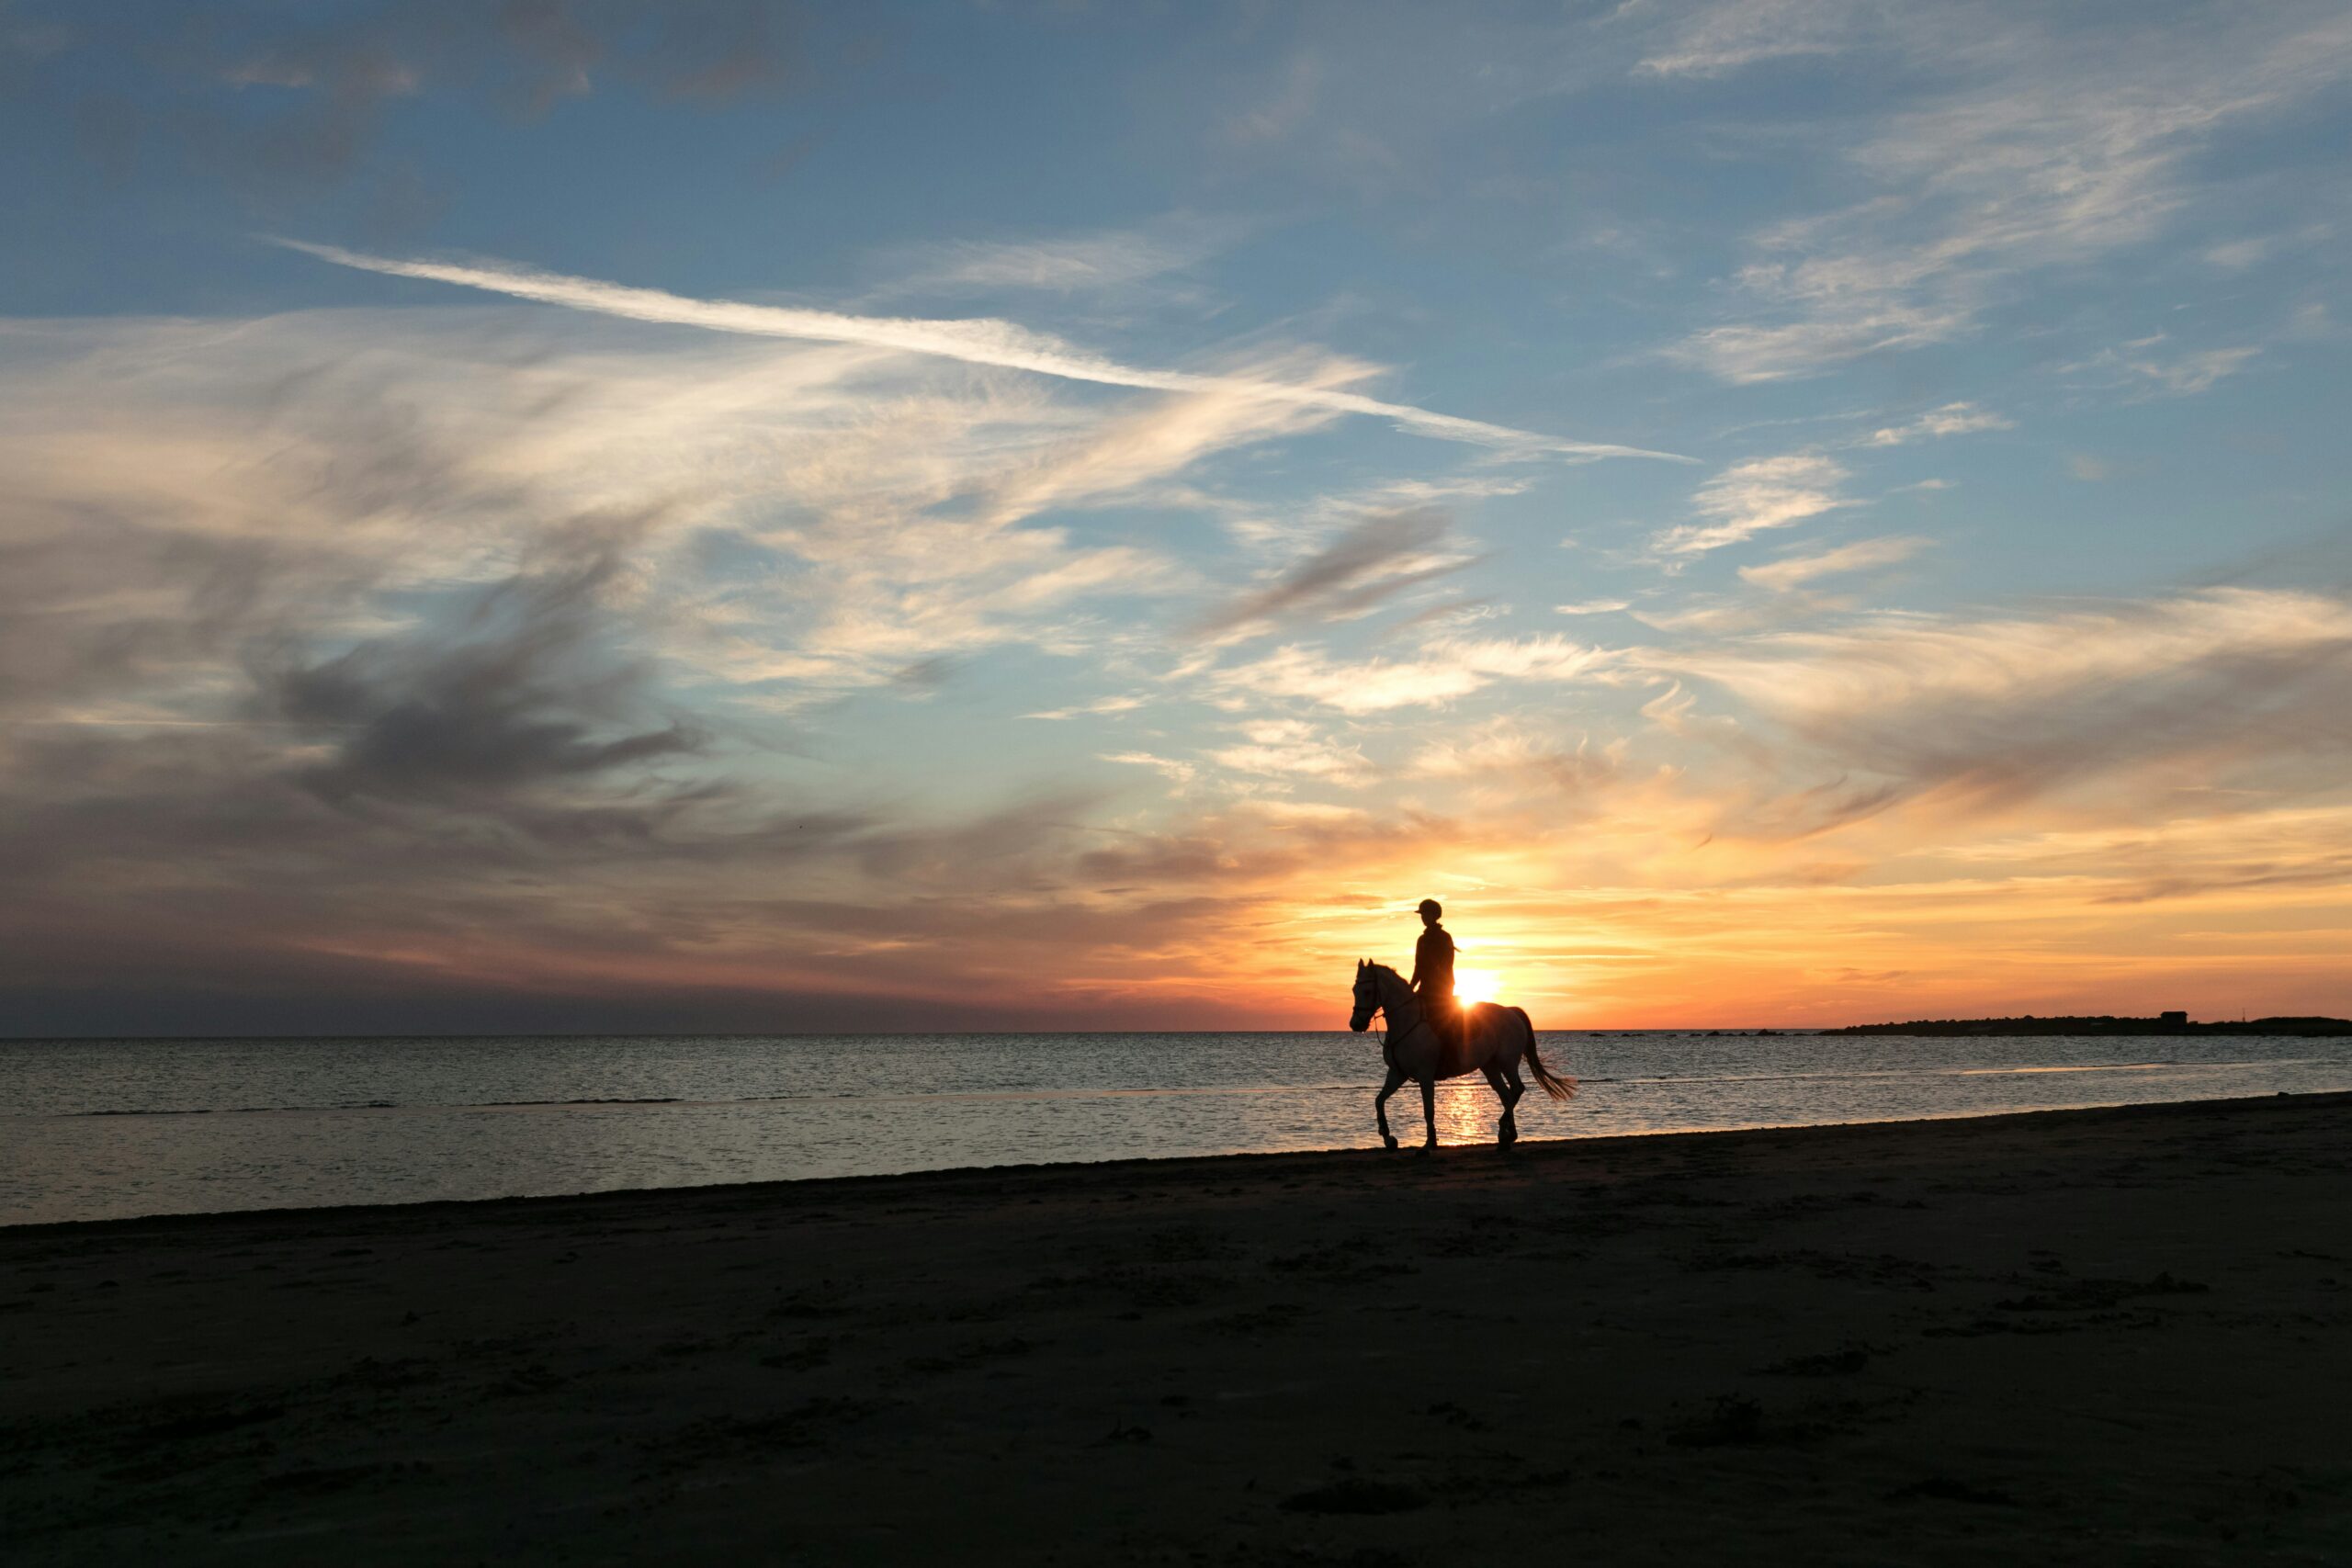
4 1093 2348 1564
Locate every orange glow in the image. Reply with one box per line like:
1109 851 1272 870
1453 968 1500 1006
1036 791 2352 1030
153 741 2352 1032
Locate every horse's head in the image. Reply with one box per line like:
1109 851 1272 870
1349 959 1380 1032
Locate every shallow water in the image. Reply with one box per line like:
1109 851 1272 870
5 1030 2347 1224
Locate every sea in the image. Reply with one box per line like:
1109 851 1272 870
5 1030 2348 1226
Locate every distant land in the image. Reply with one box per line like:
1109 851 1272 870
1822 1014 2352 1037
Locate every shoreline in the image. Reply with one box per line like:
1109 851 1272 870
9 1086 2343 1235
6 1091 2347 1562
10 1020 2343 1043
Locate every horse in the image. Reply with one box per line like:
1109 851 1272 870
1349 960 1575 1150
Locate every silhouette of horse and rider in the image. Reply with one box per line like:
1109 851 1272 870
1349 898 1575 1150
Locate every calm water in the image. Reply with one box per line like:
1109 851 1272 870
5 1031 2347 1225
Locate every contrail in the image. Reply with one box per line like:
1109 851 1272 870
276 239 1689 462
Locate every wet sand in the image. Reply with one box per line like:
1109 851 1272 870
4 1093 2348 1564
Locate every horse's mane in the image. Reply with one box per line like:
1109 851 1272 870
1365 962 1403 982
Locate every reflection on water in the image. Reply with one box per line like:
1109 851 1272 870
3 1031 2347 1224
1434 1079 1495 1147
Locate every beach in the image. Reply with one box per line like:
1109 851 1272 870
5 1093 2347 1564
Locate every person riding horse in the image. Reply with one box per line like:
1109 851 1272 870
1350 912 1575 1148
1409 897 1462 1054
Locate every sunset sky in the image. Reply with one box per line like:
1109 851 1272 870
5 0 2349 1034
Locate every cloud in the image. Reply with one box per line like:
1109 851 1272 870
1193 507 1470 637
1636 0 1884 78
23 0 817 220
1100 750 1198 789
1205 720 1373 784
1651 453 1849 558
2204 237 2273 271
1671 306 1970 385
1738 535 1928 592
1411 720 1627 799
1216 635 1608 714
2060 338 2261 398
1023 694 1147 721
1861 402 2012 446
976 355 1353 527
0 305 1321 1022
281 239 1690 460
0 308 1217 716
1651 587 2352 824
253 520 709 829
882 215 1244 296
1555 598 1631 615
1666 7 2352 380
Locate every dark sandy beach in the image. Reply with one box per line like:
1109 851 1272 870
4 1094 2348 1564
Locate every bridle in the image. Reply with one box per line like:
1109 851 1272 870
1351 968 1387 1060
1352 962 1427 1058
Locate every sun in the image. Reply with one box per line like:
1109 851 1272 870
1453 968 1499 1006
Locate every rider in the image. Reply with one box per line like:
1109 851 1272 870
1408 898 1461 1049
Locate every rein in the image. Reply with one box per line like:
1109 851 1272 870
1357 965 1432 1066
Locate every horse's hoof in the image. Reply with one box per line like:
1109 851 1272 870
1382 1134 1398 1150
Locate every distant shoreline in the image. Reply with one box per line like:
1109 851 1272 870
6 1017 2351 1043
1822 1014 2352 1036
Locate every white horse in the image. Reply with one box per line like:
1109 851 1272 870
1349 960 1575 1149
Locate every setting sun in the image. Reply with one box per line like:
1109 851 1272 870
1454 968 1500 1006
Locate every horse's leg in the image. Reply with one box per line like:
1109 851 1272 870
1482 1064 1518 1147
1500 1015 1531 1124
1374 1066 1406 1151
1418 1077 1438 1150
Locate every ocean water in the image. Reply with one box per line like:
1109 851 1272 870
4 1031 2347 1225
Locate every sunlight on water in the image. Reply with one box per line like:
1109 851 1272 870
3 1031 2346 1224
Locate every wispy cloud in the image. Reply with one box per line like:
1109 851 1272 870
1651 453 1849 558
977 358 1351 527
1650 587 2352 822
881 215 1245 296
1739 535 1928 592
1861 402 2011 446
1100 750 1198 789
1023 694 1148 721
1205 719 1373 784
2060 337 2261 399
1193 507 1470 637
1410 719 1626 798
1636 0 1885 79
280 239 1689 460
1667 8 2352 380
1216 635 1608 714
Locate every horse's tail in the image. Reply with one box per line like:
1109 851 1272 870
1516 1008 1577 1100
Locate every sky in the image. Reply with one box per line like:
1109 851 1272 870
3 0 2349 1035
